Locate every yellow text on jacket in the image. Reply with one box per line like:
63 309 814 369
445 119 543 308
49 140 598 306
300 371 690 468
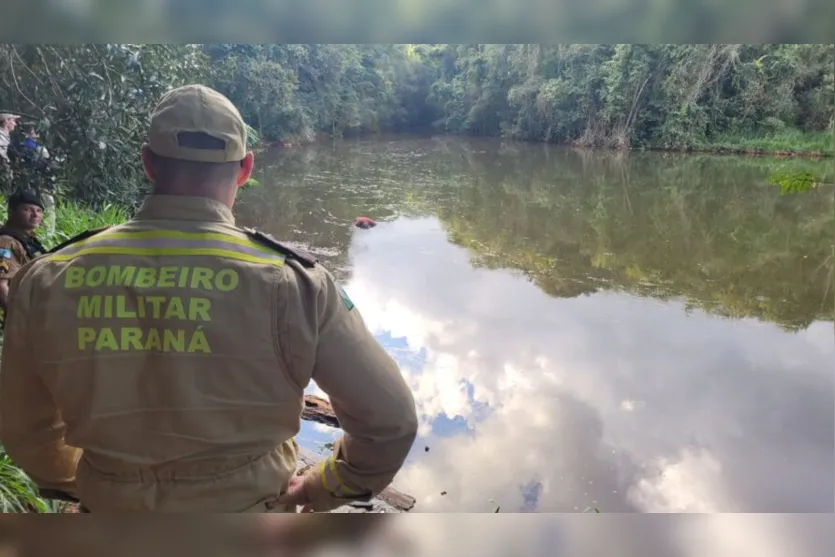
77 295 212 321
63 265 240 291
77 325 211 353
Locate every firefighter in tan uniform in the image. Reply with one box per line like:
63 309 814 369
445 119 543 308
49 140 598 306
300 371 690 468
0 84 418 513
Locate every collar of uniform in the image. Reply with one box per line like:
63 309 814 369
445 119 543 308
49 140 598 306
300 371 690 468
134 195 236 225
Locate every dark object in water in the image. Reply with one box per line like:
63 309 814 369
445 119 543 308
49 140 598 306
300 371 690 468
302 394 340 428
353 216 377 229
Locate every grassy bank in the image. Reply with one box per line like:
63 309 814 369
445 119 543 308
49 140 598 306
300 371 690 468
0 197 128 513
286 127 835 159
678 129 834 158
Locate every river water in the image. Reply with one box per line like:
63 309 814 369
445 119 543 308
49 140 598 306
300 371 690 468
235 136 834 514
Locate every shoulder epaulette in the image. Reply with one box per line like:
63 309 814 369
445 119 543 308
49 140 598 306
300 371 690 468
0 227 31 248
48 226 111 254
244 228 318 268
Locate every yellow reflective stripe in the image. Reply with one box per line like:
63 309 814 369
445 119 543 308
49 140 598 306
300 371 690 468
49 246 285 267
58 229 279 258
61 235 283 262
75 230 277 255
318 457 363 498
319 460 338 494
328 457 363 496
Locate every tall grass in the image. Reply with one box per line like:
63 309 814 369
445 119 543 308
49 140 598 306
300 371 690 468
43 202 130 246
693 129 834 156
0 446 59 513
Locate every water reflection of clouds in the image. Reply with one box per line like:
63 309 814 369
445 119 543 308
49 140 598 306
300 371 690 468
328 217 833 513
390 515 834 557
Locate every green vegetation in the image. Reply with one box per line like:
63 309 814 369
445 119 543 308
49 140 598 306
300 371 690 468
0 446 55 512
416 44 833 153
0 44 208 206
2 44 832 207
0 445 76 512
207 44 834 157
42 201 129 246
770 170 827 195
694 129 834 156
0 197 129 248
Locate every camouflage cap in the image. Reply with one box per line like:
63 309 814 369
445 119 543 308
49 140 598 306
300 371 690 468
148 84 247 163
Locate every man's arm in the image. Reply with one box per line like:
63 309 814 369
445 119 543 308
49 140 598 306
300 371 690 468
295 269 418 512
0 263 81 493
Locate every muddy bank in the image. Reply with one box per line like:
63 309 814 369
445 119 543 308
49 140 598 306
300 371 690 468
646 145 830 159
262 132 833 160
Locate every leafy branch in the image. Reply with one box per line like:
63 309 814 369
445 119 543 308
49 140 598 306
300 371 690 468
769 169 832 194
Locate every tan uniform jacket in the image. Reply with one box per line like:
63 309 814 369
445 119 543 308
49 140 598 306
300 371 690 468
0 234 33 280
0 231 43 328
0 195 418 512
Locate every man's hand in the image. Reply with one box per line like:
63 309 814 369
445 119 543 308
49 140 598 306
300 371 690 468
273 474 314 513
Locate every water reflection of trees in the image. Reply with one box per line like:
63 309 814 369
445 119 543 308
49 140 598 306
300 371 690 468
233 141 453 281
234 167 355 281
437 148 834 331
235 139 833 331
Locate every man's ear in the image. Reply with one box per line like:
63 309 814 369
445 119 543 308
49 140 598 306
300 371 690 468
141 144 157 182
236 152 255 187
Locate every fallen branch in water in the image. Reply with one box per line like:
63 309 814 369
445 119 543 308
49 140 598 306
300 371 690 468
301 394 340 428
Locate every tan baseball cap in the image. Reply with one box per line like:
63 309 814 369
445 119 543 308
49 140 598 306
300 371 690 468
148 84 247 163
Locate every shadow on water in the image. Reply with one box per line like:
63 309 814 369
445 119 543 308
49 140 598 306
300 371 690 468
235 136 834 514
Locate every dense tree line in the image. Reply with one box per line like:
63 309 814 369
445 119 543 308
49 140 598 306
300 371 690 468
208 44 834 150
1 44 833 206
421 44 834 150
205 44 425 142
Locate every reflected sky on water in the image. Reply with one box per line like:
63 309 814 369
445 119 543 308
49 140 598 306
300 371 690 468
383 514 835 557
236 137 834 513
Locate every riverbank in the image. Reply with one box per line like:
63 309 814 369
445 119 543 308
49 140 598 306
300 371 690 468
665 129 834 158
281 128 834 160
